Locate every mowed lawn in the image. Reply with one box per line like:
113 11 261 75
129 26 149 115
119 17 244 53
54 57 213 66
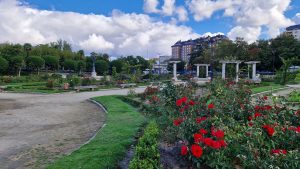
47 96 146 169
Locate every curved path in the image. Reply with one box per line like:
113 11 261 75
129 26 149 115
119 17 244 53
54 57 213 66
0 87 146 169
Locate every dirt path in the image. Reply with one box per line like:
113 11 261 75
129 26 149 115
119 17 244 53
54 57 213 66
0 87 146 169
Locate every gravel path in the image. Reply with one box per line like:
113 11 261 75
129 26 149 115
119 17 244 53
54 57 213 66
0 87 146 169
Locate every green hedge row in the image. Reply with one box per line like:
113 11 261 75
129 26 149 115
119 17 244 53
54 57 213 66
129 121 160 169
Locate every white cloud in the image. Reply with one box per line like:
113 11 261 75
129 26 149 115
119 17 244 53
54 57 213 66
0 0 200 58
162 0 176 16
187 0 294 41
294 13 300 24
143 0 160 13
201 32 224 37
176 6 189 22
79 34 114 52
227 26 261 43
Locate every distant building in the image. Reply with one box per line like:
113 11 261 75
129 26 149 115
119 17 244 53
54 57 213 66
171 35 228 63
153 55 171 74
286 24 300 40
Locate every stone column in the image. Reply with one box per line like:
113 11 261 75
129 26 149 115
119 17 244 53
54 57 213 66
196 65 200 78
252 63 256 80
173 62 177 81
206 65 209 78
222 63 226 79
236 63 240 82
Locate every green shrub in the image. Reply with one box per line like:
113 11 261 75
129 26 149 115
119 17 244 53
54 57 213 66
129 121 160 169
69 76 81 87
46 79 55 88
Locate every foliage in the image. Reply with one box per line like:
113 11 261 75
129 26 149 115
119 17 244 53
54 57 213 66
288 90 300 102
129 121 160 169
0 57 8 74
26 56 45 74
64 59 76 71
47 96 146 169
10 56 24 76
68 76 81 87
95 60 109 75
46 79 55 88
44 55 59 71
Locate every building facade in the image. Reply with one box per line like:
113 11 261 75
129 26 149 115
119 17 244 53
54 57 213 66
171 35 228 63
286 24 300 40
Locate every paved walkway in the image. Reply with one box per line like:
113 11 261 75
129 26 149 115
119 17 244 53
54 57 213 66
0 87 146 169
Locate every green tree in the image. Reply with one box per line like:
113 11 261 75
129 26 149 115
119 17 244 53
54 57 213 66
23 43 32 58
0 57 8 74
44 55 59 71
64 59 76 71
26 56 45 74
95 60 109 75
10 56 24 76
110 59 123 73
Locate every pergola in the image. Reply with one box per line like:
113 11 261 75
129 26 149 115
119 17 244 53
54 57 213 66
245 61 261 81
219 60 242 82
194 64 210 79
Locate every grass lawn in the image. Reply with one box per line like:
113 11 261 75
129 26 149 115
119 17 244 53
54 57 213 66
251 82 284 94
47 96 146 169
4 82 68 94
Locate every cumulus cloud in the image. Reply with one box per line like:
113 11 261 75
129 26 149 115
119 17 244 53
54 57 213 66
294 13 300 24
176 6 189 22
0 0 201 57
79 34 114 52
143 0 160 13
186 0 294 42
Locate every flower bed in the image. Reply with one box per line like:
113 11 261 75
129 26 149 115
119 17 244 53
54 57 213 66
143 80 300 168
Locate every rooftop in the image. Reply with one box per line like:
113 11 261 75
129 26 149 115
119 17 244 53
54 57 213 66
286 24 300 31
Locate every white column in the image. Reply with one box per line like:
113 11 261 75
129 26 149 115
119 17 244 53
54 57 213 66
173 63 177 81
206 65 209 78
222 63 226 79
236 63 240 82
252 63 256 80
196 65 200 78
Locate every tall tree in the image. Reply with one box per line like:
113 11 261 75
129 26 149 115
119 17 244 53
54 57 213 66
0 57 8 74
10 56 24 77
26 56 45 74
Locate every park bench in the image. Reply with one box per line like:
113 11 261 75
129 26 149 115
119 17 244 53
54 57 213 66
119 83 137 88
0 86 7 92
74 85 98 92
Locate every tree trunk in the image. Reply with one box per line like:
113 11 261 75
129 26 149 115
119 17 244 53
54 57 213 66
37 68 40 75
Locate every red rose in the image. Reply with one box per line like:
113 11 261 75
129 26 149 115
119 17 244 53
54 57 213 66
208 103 214 109
248 122 254 127
281 150 287 155
296 126 300 133
263 105 272 111
263 96 268 100
218 140 227 147
199 128 208 135
176 96 188 106
191 144 203 158
194 133 203 143
212 129 225 139
179 108 185 113
204 138 213 146
262 125 275 136
196 117 207 124
254 105 260 111
248 116 253 121
189 100 195 106
181 145 188 156
254 112 262 118
173 118 184 126
211 141 222 149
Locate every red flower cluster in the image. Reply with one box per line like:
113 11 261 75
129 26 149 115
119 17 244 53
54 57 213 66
192 128 227 151
173 118 184 126
254 105 272 111
176 96 187 106
211 129 225 139
262 125 275 136
208 103 215 109
263 96 268 100
191 144 203 158
271 149 287 155
196 117 207 124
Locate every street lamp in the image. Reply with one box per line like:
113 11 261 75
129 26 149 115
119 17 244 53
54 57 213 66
209 38 216 81
268 41 276 74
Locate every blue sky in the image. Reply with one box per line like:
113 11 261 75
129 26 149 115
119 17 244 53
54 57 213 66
25 0 300 37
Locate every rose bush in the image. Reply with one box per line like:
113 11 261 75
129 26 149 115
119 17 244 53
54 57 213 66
148 80 300 168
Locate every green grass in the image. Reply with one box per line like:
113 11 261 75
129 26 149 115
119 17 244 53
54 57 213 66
47 96 146 169
251 83 284 94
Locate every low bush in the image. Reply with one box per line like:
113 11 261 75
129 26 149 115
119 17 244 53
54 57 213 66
129 121 160 169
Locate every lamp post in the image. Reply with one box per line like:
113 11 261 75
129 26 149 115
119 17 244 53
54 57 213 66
268 41 276 73
209 38 216 81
